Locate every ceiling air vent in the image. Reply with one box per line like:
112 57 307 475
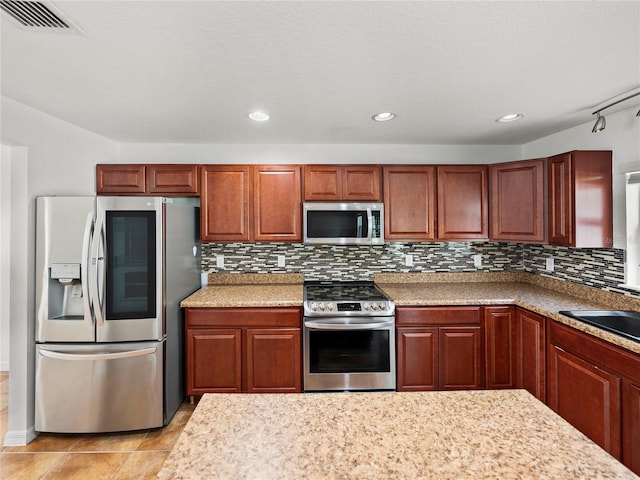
0 0 77 30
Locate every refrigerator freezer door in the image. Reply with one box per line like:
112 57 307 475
36 197 96 343
35 342 164 433
92 196 164 342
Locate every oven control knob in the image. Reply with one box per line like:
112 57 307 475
364 302 372 311
327 304 335 312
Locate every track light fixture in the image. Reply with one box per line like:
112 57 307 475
591 91 640 133
592 112 606 133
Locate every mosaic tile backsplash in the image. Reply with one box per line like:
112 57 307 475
201 242 639 299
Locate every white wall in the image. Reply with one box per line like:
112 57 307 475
523 105 640 249
0 96 119 446
1 96 120 195
0 145 11 370
120 143 523 165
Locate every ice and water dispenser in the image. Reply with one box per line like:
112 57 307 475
48 263 83 319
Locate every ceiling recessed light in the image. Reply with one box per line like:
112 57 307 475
495 113 524 123
248 111 270 122
372 112 396 122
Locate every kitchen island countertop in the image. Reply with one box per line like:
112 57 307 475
157 389 637 479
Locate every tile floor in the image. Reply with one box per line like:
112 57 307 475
0 371 197 479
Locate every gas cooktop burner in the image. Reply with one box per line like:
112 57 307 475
303 281 395 316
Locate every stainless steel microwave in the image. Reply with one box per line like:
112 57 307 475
303 202 384 245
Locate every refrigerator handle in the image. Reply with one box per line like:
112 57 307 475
89 209 106 327
81 212 94 323
39 347 157 361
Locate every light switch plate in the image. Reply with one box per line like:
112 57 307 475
473 254 482 268
277 255 286 267
405 254 413 267
216 255 224 268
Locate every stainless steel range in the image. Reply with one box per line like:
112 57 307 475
303 281 396 392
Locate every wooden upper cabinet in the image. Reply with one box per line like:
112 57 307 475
96 164 146 194
490 158 545 242
303 165 342 200
548 150 612 247
342 166 381 200
146 164 199 195
200 165 251 242
253 165 302 242
97 164 199 195
436 165 488 240
383 165 436 241
303 165 380 201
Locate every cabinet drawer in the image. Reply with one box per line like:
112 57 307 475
186 308 301 328
396 307 481 326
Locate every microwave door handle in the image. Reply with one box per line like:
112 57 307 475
89 210 106 327
367 207 373 241
356 214 363 238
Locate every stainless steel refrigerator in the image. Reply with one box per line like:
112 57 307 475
35 196 200 433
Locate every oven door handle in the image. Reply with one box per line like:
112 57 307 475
304 319 394 330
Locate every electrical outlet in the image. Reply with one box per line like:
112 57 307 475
216 255 224 268
405 254 413 267
546 257 554 272
277 255 286 267
473 254 482 268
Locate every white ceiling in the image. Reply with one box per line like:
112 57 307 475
1 0 639 145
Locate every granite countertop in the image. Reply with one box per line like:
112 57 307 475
157 390 638 480
180 284 303 308
180 272 640 354
180 273 304 308
374 273 640 355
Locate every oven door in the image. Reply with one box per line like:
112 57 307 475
303 317 396 391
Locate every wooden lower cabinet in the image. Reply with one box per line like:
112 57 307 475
187 328 242 394
396 328 438 390
484 306 516 389
515 308 546 401
185 308 302 394
548 344 621 457
396 307 483 391
547 320 640 474
246 328 301 393
439 326 483 390
622 381 640 474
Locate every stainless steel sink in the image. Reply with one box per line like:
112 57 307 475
559 310 640 342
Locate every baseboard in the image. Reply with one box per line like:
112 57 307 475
3 426 37 446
